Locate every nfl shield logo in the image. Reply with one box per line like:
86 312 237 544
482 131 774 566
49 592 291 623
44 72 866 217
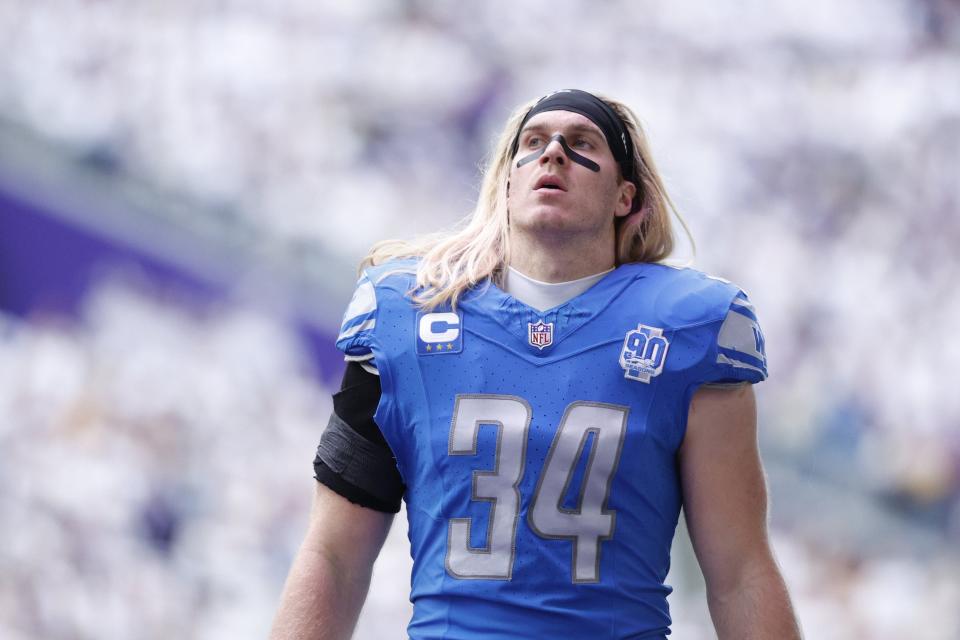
528 320 554 350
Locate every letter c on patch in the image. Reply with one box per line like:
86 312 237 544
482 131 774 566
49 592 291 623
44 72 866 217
419 312 460 343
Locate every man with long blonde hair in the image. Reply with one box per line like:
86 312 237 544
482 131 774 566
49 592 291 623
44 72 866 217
272 90 801 639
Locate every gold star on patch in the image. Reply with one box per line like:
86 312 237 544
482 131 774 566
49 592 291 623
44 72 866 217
425 344 432 351
446 343 453 350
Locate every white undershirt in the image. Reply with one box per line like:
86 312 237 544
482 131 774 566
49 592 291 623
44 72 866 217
503 266 613 312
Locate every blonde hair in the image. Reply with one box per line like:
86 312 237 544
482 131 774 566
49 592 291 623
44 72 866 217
361 93 693 310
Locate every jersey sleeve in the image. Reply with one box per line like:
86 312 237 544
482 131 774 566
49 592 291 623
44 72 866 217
336 272 378 361
315 274 404 511
707 291 768 384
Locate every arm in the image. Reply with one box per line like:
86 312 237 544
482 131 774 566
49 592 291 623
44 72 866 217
269 482 394 640
679 384 802 639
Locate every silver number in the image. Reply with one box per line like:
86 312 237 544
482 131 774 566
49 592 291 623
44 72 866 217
446 397 628 583
528 402 628 582
445 395 531 579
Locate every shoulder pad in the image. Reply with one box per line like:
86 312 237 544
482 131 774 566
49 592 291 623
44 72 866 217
645 265 741 329
363 258 419 288
336 258 419 357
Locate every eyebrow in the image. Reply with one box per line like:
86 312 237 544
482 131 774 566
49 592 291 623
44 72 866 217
519 122 604 139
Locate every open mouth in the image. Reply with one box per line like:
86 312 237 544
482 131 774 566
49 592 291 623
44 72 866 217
534 176 567 191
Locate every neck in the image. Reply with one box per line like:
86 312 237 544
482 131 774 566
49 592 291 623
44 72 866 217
508 228 617 283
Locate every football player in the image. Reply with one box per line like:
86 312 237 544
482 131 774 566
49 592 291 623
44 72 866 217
271 90 802 639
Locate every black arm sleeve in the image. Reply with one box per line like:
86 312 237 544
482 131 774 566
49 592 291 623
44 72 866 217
313 361 405 513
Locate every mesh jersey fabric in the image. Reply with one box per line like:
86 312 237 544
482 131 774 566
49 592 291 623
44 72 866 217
334 259 767 639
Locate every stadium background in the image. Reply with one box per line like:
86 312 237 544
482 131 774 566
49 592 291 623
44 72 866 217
1 1 958 638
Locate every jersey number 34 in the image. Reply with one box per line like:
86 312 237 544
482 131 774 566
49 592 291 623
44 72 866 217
445 394 628 584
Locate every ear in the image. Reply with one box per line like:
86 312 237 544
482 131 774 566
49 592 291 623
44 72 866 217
614 181 637 218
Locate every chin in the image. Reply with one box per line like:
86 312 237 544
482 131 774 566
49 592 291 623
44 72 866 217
516 203 575 224
518 216 586 237
515 210 563 229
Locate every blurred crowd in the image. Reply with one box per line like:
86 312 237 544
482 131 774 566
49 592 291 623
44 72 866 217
1 0 959 638
0 283 331 638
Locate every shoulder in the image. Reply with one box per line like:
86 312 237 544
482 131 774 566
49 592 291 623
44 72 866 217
354 258 420 313
622 263 746 330
336 258 419 356
622 263 769 384
361 258 420 292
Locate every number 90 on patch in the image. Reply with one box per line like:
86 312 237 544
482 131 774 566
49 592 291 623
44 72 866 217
619 324 669 383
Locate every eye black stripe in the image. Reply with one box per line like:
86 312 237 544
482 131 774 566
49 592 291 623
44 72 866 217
515 134 600 172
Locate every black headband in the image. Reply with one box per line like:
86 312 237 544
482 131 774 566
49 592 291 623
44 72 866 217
510 89 635 182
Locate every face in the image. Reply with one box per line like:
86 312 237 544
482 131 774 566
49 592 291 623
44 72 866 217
508 110 635 239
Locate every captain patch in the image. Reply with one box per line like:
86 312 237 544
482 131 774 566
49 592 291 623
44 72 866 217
416 311 463 355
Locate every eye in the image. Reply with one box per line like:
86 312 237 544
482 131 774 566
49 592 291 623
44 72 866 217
526 136 542 148
572 137 594 150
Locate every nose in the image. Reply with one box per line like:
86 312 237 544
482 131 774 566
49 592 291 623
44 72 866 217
539 137 566 166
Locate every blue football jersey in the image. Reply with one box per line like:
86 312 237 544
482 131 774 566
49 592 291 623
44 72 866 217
336 259 767 640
